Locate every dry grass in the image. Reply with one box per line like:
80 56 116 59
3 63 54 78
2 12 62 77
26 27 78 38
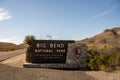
0 42 26 52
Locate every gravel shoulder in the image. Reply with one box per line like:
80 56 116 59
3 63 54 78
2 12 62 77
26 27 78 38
0 49 26 61
0 50 120 80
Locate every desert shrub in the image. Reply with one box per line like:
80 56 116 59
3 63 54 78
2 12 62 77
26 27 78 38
87 48 120 71
24 35 36 45
7 47 16 51
2 47 16 51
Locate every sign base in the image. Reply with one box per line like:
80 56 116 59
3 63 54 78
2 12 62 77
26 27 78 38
23 63 78 69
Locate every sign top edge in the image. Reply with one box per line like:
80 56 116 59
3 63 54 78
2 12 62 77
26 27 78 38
32 40 75 43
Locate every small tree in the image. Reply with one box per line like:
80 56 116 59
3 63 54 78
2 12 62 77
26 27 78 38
24 35 36 45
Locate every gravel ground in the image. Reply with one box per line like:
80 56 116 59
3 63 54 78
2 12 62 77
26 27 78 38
0 52 120 80
0 49 26 62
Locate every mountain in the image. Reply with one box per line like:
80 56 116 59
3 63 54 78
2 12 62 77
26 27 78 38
77 27 120 49
0 42 26 51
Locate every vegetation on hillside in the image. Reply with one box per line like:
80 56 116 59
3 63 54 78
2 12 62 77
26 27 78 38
0 42 26 52
87 46 120 71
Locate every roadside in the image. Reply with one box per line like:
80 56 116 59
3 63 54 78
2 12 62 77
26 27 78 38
1 54 25 68
0 49 26 62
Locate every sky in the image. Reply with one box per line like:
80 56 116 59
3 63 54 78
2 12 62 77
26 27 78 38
0 0 120 44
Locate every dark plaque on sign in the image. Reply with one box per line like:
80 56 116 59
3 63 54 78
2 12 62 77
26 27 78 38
26 40 75 63
75 47 82 58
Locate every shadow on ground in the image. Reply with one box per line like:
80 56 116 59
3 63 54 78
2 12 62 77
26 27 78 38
0 63 95 80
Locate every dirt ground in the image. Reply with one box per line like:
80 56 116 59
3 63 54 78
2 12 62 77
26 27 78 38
0 54 120 80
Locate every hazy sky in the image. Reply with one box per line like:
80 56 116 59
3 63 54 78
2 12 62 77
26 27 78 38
0 0 120 44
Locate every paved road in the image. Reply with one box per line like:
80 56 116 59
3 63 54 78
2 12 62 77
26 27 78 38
0 49 26 62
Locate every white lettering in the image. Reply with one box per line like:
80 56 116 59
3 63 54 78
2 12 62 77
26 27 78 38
50 43 53 48
36 43 46 48
61 44 64 48
50 43 65 48
57 49 65 52
34 49 53 53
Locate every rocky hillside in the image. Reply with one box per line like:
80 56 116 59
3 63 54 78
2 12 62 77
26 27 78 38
77 27 120 49
0 42 26 52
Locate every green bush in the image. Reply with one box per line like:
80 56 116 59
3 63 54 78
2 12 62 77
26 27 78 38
24 35 36 45
87 48 120 71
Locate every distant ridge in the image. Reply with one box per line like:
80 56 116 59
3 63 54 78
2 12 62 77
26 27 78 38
77 27 120 49
0 42 26 51
79 27 120 44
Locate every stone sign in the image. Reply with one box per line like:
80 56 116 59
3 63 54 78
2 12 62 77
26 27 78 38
23 40 88 69
26 40 74 63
